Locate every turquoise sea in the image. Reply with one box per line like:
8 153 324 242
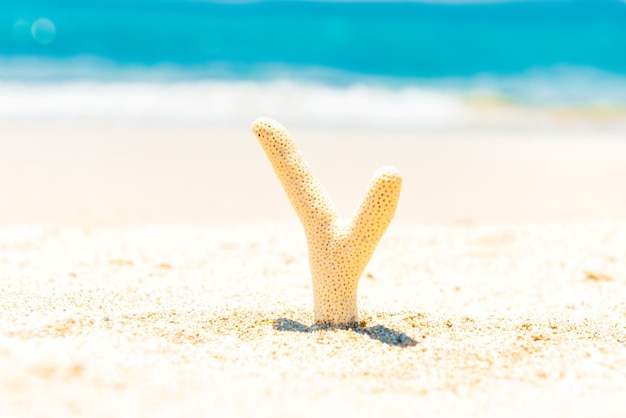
1 0 626 127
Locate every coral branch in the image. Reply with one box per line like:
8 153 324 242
349 166 403 254
252 117 402 326
252 117 337 228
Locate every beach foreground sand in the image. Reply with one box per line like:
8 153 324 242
0 122 625 417
0 222 625 417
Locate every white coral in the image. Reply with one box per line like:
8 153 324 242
252 117 402 326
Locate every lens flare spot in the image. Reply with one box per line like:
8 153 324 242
31 18 56 45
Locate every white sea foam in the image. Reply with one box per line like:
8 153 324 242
0 80 468 130
433 66 626 107
1 57 625 131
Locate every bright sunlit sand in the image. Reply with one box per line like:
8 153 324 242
1 220 625 417
2 1 626 416
1 117 625 417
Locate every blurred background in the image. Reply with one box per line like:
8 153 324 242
1 0 625 129
1 0 625 224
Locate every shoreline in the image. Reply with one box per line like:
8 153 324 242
1 120 625 225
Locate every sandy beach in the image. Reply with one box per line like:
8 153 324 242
1 120 626 224
1 120 626 417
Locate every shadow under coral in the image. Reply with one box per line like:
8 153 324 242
273 318 417 348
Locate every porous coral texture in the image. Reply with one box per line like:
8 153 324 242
252 117 402 325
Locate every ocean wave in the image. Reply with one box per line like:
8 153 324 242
1 58 625 130
428 66 626 107
0 80 467 129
